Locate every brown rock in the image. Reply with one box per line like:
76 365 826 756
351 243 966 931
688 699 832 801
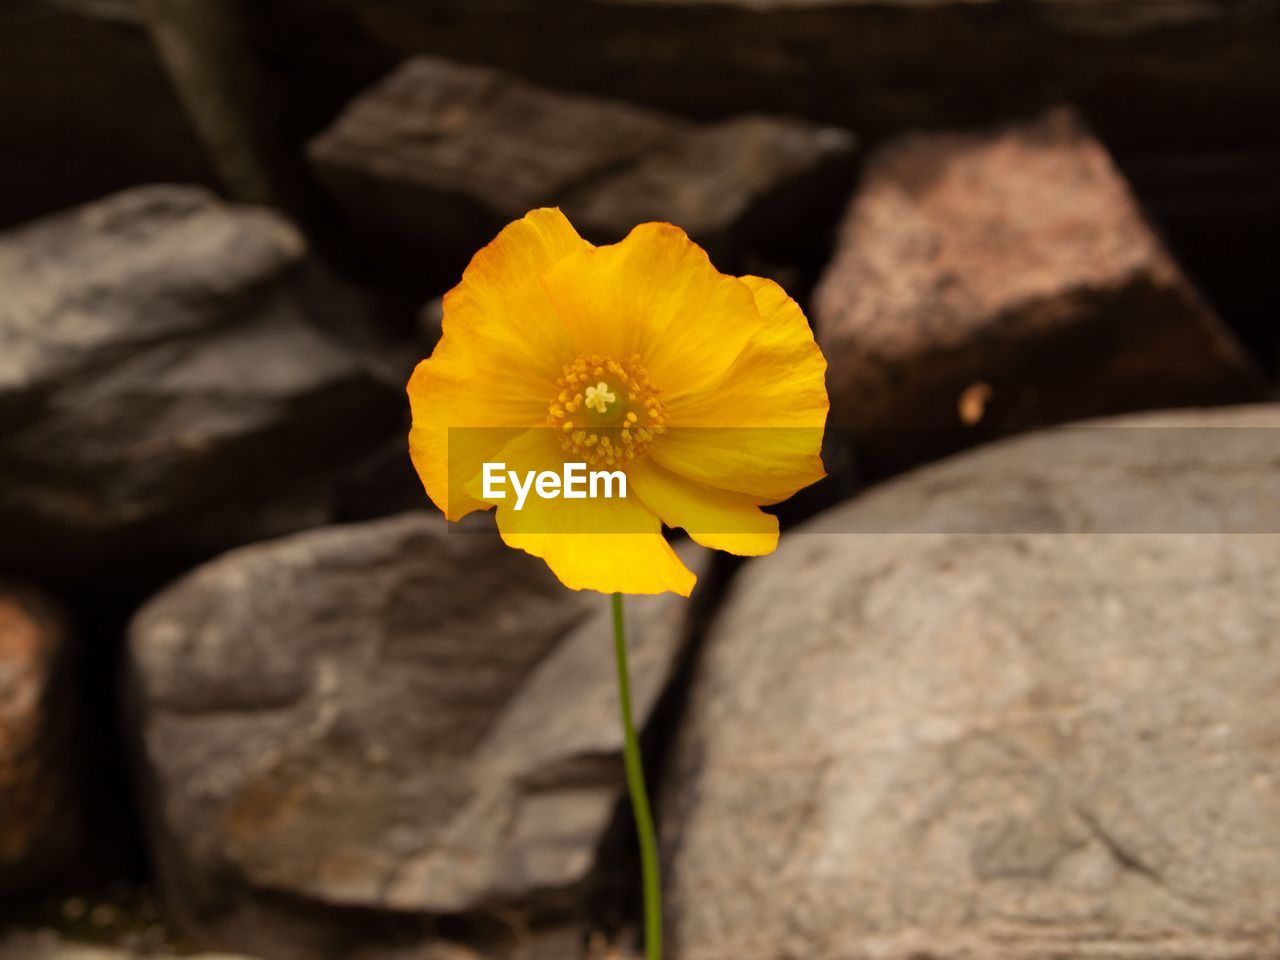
666 404 1280 960
0 588 76 896
126 512 707 953
813 107 1263 472
307 56 854 289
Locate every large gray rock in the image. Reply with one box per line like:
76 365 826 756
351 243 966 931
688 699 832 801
666 405 1280 960
307 56 854 288
0 587 76 897
0 186 402 575
127 512 705 954
813 108 1263 472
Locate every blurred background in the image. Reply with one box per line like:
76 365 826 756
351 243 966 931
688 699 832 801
1 2 1278 959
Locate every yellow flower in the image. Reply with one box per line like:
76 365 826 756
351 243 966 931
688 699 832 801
407 209 828 596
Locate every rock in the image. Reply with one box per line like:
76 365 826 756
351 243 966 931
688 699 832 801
0 1 215 227
0 587 76 896
306 56 854 290
0 929 260 960
0 186 402 577
813 107 1264 473
126 512 706 949
666 405 1280 960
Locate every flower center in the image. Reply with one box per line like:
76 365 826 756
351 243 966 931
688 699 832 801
547 355 667 469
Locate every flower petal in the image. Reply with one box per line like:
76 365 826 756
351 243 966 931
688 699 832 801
540 222 763 398
669 275 828 427
650 428 826 505
408 209 592 519
407 350 528 520
482 429 697 596
652 275 828 502
443 207 590 383
629 459 779 557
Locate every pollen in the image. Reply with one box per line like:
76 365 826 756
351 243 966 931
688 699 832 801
548 354 667 469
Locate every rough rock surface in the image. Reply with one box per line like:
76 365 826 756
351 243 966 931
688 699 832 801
127 512 706 950
307 56 854 287
666 405 1280 960
0 186 402 575
0 930 259 960
813 108 1263 471
0 588 76 896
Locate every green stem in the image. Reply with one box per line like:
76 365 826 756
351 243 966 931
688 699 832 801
612 592 663 960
